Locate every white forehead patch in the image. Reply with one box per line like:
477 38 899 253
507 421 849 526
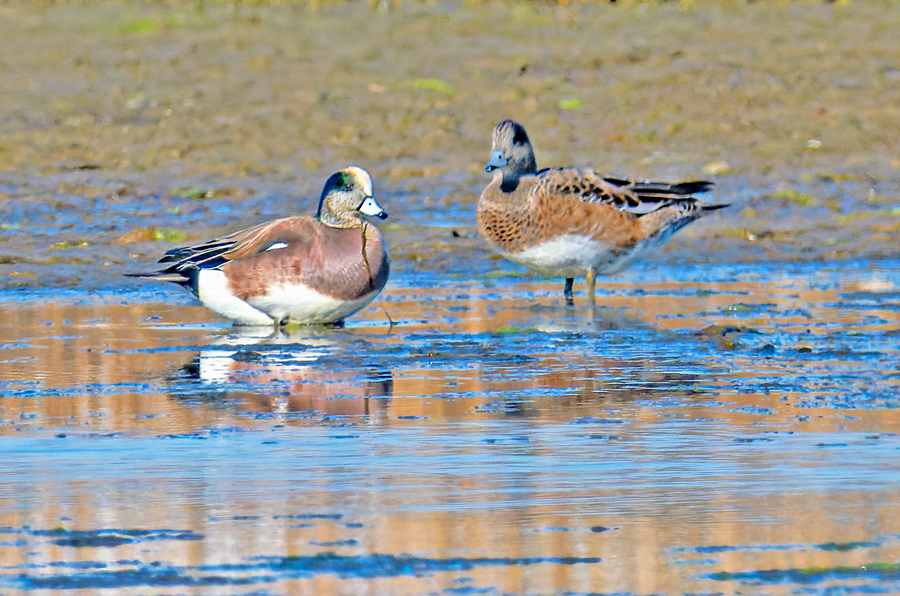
346 166 373 196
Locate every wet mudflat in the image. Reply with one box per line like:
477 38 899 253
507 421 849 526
1 0 900 286
2 0 900 594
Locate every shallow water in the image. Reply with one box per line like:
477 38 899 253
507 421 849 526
2 259 900 595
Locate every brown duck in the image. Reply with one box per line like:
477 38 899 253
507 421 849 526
477 120 725 305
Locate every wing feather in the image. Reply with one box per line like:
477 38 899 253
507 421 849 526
156 217 311 274
532 169 713 215
531 168 642 210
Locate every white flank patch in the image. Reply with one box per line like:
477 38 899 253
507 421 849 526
197 269 275 326
249 282 380 325
265 242 289 252
508 235 614 277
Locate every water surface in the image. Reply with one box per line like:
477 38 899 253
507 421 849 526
2 259 899 595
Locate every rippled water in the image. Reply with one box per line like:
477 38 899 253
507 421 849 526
2 258 899 595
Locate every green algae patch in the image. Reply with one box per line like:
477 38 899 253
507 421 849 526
479 269 524 279
722 303 752 313
816 540 879 552
710 561 900 584
116 227 189 244
768 188 817 207
493 325 540 336
558 98 583 110
118 17 162 35
835 208 900 224
171 187 238 200
153 228 190 243
49 241 89 250
399 78 454 94
114 13 182 35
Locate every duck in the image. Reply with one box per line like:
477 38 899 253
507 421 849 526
128 166 390 326
477 119 724 305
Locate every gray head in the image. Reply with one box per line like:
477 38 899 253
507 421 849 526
485 120 538 190
317 166 388 228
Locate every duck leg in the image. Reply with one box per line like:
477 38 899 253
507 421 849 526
586 268 597 305
564 278 575 306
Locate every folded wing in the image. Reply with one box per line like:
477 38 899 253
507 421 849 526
533 168 714 215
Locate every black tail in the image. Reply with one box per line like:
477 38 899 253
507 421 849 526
123 270 193 289
667 180 714 195
619 179 714 197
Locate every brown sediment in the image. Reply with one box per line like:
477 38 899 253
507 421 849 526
0 0 899 289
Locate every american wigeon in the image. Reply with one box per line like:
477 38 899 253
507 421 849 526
478 120 725 306
129 166 391 326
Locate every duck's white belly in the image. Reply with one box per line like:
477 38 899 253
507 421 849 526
197 270 378 326
249 282 379 325
504 234 617 277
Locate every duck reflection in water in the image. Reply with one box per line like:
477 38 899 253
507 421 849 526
169 326 393 422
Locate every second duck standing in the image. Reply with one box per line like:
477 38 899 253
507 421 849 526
477 120 724 305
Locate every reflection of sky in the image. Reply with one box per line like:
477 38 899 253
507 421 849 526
1 259 899 594
3 424 899 516
3 418 900 592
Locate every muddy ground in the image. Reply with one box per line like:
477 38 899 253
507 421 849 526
0 0 898 289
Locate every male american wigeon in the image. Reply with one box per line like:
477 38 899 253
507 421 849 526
478 120 725 306
129 166 391 326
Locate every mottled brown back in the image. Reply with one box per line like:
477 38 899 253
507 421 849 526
478 168 647 255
